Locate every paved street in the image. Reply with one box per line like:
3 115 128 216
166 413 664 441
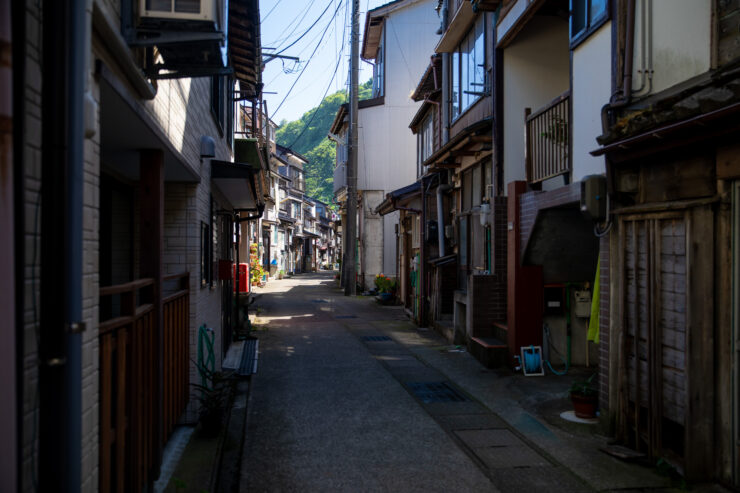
240 272 591 492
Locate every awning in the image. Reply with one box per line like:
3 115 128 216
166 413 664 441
229 0 261 95
234 138 263 170
423 118 492 170
376 182 421 215
211 160 262 212
435 2 476 53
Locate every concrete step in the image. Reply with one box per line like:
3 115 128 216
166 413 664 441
469 336 508 369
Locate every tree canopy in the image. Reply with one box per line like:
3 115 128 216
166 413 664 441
275 80 373 205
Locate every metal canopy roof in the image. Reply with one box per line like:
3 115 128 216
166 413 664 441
211 159 262 212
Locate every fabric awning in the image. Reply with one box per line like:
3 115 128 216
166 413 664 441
211 160 262 212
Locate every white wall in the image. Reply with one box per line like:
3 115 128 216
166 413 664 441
503 16 570 187
572 21 611 181
633 0 711 96
359 0 439 193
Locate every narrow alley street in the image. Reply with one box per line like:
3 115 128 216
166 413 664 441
240 273 609 492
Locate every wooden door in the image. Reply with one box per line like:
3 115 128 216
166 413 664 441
617 207 714 475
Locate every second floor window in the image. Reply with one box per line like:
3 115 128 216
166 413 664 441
211 75 225 134
372 32 385 98
451 15 487 120
570 0 608 43
418 113 434 177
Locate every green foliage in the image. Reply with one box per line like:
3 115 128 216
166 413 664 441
569 373 597 397
276 80 373 204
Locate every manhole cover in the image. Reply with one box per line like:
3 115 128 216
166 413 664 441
406 381 469 403
362 335 392 342
335 315 357 319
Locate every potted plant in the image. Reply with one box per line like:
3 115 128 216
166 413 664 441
278 269 285 280
569 373 598 419
374 274 396 304
192 364 235 437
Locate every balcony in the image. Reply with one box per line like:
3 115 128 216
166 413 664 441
333 163 347 194
525 90 570 184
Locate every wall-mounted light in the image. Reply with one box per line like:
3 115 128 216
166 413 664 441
200 135 216 159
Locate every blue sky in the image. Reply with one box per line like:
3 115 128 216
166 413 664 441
259 0 389 124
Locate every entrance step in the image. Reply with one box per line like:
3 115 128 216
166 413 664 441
469 336 508 369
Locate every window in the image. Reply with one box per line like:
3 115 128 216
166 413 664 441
570 0 608 44
372 31 385 98
211 76 225 134
451 15 487 120
417 113 435 177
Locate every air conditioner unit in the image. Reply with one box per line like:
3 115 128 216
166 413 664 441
140 0 224 25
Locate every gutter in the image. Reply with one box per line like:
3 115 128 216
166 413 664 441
600 0 636 132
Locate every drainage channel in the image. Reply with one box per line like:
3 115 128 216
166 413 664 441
337 321 594 492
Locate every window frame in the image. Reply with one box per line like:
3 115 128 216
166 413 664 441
450 14 488 122
569 0 610 50
372 27 385 98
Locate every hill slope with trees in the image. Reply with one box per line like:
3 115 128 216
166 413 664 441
275 80 372 205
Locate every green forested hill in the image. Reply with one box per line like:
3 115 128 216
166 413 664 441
276 80 372 205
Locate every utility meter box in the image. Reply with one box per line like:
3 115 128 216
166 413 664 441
581 175 607 221
574 290 592 318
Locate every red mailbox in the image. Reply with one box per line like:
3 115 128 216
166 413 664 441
233 263 249 293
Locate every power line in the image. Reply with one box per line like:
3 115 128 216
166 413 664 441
267 0 319 50
261 0 283 22
272 0 345 119
286 1 349 150
270 0 335 57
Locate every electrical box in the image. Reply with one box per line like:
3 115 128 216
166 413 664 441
543 285 565 316
574 290 592 318
580 175 607 221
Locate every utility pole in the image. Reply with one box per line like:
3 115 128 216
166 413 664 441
345 0 359 296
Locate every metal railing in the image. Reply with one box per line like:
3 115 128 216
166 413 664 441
525 90 570 184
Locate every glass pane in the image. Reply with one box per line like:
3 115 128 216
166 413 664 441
570 0 587 38
451 51 460 118
589 0 607 24
474 17 485 92
147 0 171 12
460 37 469 111
175 0 199 13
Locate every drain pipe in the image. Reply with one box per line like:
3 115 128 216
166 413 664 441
437 180 452 257
39 0 86 490
438 0 450 142
600 0 636 132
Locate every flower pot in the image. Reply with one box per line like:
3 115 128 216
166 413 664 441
570 392 598 419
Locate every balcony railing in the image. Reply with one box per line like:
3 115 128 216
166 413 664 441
99 273 190 493
525 90 570 184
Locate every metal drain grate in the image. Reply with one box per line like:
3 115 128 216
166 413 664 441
406 382 469 403
335 315 357 319
362 335 392 342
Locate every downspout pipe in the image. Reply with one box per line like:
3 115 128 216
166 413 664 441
65 1 86 489
601 0 636 132
40 0 86 489
439 0 450 142
437 183 452 257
